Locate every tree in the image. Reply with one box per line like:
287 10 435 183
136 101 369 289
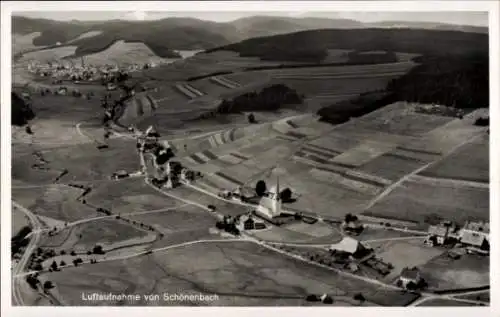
43 281 54 290
50 261 58 271
406 281 418 291
353 293 365 302
70 250 76 256
60 260 66 266
247 113 256 124
279 188 292 202
255 180 267 197
93 245 104 254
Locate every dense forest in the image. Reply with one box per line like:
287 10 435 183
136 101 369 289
198 84 303 119
317 52 489 123
387 53 489 108
209 28 488 63
12 92 36 126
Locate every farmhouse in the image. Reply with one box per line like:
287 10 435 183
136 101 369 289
398 267 423 289
342 218 364 235
425 224 450 246
328 236 369 258
256 177 282 220
112 170 129 180
460 230 489 255
237 214 267 231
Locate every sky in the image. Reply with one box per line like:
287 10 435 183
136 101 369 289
15 11 488 27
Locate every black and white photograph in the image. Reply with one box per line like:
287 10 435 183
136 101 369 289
1 1 498 315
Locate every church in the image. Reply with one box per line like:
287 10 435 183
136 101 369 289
256 176 282 219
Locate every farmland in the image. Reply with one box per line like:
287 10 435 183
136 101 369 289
364 176 489 225
419 253 489 290
11 19 490 308
43 241 417 306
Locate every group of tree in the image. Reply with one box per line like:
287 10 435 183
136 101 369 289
215 217 240 235
210 28 487 63
12 92 36 126
11 226 32 256
200 84 302 119
386 53 489 109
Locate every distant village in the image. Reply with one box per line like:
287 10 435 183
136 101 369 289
26 57 161 86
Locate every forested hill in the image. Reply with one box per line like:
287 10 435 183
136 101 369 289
208 28 488 62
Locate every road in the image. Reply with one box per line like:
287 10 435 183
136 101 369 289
12 201 45 306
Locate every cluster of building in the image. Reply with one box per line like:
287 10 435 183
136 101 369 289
25 58 150 85
135 126 198 189
424 220 490 255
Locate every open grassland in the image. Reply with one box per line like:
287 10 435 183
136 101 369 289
40 219 152 253
68 40 175 66
417 299 482 307
364 176 489 224
44 241 417 306
263 61 416 79
17 46 78 64
356 227 424 242
30 139 139 182
397 108 488 155
12 205 31 236
419 135 489 183
419 253 489 290
126 204 215 234
188 78 232 97
13 32 43 54
66 31 103 43
364 239 444 282
12 184 99 222
356 153 428 182
85 178 183 214
455 290 490 303
337 102 454 137
251 222 343 244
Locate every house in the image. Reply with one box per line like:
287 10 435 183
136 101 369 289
243 217 255 230
426 225 450 246
460 230 490 255
112 170 129 180
329 237 368 258
343 219 364 235
399 267 423 288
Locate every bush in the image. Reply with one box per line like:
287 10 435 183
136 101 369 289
93 245 105 254
353 293 365 302
255 180 267 197
43 281 54 290
474 117 489 126
279 188 292 202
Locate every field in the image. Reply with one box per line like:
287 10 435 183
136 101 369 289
12 184 97 222
419 135 489 183
17 46 78 64
355 227 424 242
43 241 417 306
13 32 44 54
12 205 31 236
67 40 177 66
364 176 489 224
66 31 103 43
455 290 490 302
39 218 152 253
250 221 343 244
364 239 444 282
419 253 489 290
417 299 482 307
